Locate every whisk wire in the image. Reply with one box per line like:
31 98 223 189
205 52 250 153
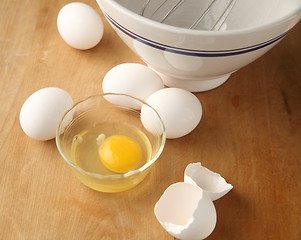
151 0 169 18
189 0 218 29
141 0 151 16
160 0 185 23
210 0 237 30
141 0 237 31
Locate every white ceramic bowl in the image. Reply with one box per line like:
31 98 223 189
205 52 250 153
96 0 301 92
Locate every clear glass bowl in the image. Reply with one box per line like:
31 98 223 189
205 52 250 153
56 93 166 193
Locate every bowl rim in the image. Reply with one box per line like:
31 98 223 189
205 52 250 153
56 93 166 179
98 0 301 36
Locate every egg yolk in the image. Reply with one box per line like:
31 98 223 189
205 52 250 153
98 135 142 173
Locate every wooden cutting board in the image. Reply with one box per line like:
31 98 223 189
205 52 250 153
1 0 300 239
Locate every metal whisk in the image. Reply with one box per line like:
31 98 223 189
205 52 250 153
141 0 237 30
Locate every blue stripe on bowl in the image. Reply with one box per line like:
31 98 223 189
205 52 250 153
103 11 290 57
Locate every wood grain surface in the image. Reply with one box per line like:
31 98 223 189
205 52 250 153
1 0 300 239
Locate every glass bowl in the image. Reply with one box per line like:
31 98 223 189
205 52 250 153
56 93 166 192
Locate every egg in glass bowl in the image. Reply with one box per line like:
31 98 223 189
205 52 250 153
56 94 166 192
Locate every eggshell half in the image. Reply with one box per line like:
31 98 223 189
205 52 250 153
154 182 217 240
184 163 233 201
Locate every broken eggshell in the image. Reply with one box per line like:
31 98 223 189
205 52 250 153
154 182 217 240
184 162 233 201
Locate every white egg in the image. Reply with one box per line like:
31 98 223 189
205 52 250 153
57 2 104 50
102 63 164 110
141 88 202 139
184 163 233 201
154 182 217 240
19 87 73 141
